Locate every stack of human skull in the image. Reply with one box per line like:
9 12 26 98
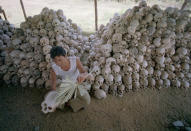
0 18 15 81
87 1 191 97
0 2 191 98
0 7 93 88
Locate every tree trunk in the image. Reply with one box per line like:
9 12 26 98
94 0 98 31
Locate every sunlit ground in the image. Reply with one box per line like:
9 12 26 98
0 0 183 33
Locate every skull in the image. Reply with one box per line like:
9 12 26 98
3 73 12 85
177 47 188 57
132 72 139 82
52 18 60 26
45 54 51 63
25 29 32 37
156 79 163 89
136 55 144 64
39 29 47 36
164 79 171 88
41 91 59 114
43 45 52 55
172 79 181 88
13 59 21 68
101 44 112 57
161 71 169 80
19 52 26 60
108 85 117 96
166 65 175 72
140 78 148 88
34 53 45 63
37 21 44 29
94 89 107 99
93 65 101 76
40 37 49 46
32 29 39 36
154 70 161 79
56 34 64 42
141 60 148 68
20 76 29 87
181 63 190 72
29 37 39 47
95 75 104 86
92 84 100 90
26 52 35 62
106 57 116 66
105 74 114 86
148 77 156 88
48 30 55 38
101 84 109 93
10 50 20 60
133 62 140 72
54 26 63 34
156 56 165 66
0 65 8 74
12 38 21 49
147 66 154 76
140 69 149 76
123 75 132 86
132 81 140 90
153 37 161 47
29 77 36 88
112 64 120 74
117 84 125 97
156 47 165 56
123 65 133 75
39 62 48 71
114 74 122 86
112 33 122 43
36 78 44 88
42 71 49 81
181 80 190 88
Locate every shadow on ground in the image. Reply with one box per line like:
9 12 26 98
0 82 191 131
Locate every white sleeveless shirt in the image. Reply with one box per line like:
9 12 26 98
51 56 80 82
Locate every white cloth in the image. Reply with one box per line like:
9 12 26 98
51 56 80 82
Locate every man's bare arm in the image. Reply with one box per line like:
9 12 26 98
50 68 57 90
76 57 86 74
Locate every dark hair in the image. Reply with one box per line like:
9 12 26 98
50 46 66 59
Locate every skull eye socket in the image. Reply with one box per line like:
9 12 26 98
48 107 52 110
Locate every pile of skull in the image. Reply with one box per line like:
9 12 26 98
0 7 93 89
87 1 191 97
0 1 191 99
0 18 15 81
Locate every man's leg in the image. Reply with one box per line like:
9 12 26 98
69 91 91 112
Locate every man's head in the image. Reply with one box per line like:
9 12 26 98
50 46 66 66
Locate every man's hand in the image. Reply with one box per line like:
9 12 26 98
77 73 87 84
51 86 56 91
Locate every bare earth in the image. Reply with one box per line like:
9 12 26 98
1 83 191 131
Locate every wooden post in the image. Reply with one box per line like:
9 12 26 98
94 0 98 31
181 0 188 10
2 10 7 21
20 0 27 20
0 6 7 21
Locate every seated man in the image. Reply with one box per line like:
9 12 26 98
50 46 90 112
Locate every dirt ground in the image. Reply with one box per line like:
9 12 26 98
1 82 191 131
